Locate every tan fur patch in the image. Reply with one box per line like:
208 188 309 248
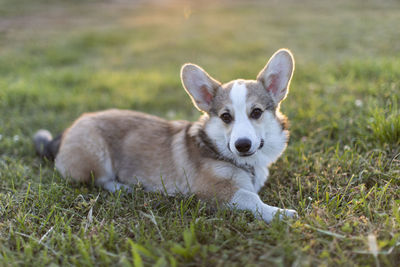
192 168 237 204
57 110 184 185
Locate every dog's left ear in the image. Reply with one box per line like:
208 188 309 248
257 49 295 104
181 63 221 113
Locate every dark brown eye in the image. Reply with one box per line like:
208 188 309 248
250 108 263 119
220 112 232 124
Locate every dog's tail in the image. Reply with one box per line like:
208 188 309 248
33 129 62 161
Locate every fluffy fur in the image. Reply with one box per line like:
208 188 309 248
34 49 297 223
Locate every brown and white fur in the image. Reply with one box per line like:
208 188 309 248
34 49 297 223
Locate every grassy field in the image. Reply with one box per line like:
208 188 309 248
0 0 399 265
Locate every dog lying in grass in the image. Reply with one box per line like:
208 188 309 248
34 48 297 223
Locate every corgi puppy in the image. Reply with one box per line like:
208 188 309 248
34 49 297 223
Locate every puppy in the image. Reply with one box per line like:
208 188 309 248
34 49 297 223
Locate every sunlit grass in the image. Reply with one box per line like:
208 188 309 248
370 97 400 146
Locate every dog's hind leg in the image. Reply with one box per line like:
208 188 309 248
95 175 133 193
56 139 132 193
55 120 131 193
92 153 133 193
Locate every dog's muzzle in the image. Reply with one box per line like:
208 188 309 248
230 138 265 157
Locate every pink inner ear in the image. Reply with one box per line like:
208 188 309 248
266 74 279 94
201 86 213 104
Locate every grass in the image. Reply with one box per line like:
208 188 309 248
0 0 399 265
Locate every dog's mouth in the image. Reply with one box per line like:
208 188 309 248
238 152 255 157
228 139 264 157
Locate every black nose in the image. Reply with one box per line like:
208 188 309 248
235 138 252 153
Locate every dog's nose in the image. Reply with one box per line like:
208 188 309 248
235 138 252 153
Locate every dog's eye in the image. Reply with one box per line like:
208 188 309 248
250 108 263 119
220 113 232 124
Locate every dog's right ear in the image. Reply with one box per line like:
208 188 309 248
181 63 221 112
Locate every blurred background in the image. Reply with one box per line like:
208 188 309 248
0 0 400 149
1 0 399 152
1 0 399 154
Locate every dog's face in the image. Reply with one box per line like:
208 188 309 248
181 49 294 163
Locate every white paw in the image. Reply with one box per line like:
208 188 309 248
277 208 298 220
103 181 133 194
259 207 297 223
117 183 133 194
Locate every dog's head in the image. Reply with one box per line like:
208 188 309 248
181 49 294 164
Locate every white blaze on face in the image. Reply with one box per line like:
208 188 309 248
229 82 258 155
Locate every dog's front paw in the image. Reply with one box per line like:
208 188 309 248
277 208 298 220
260 207 298 223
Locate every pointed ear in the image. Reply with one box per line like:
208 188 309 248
181 63 221 112
257 49 295 103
